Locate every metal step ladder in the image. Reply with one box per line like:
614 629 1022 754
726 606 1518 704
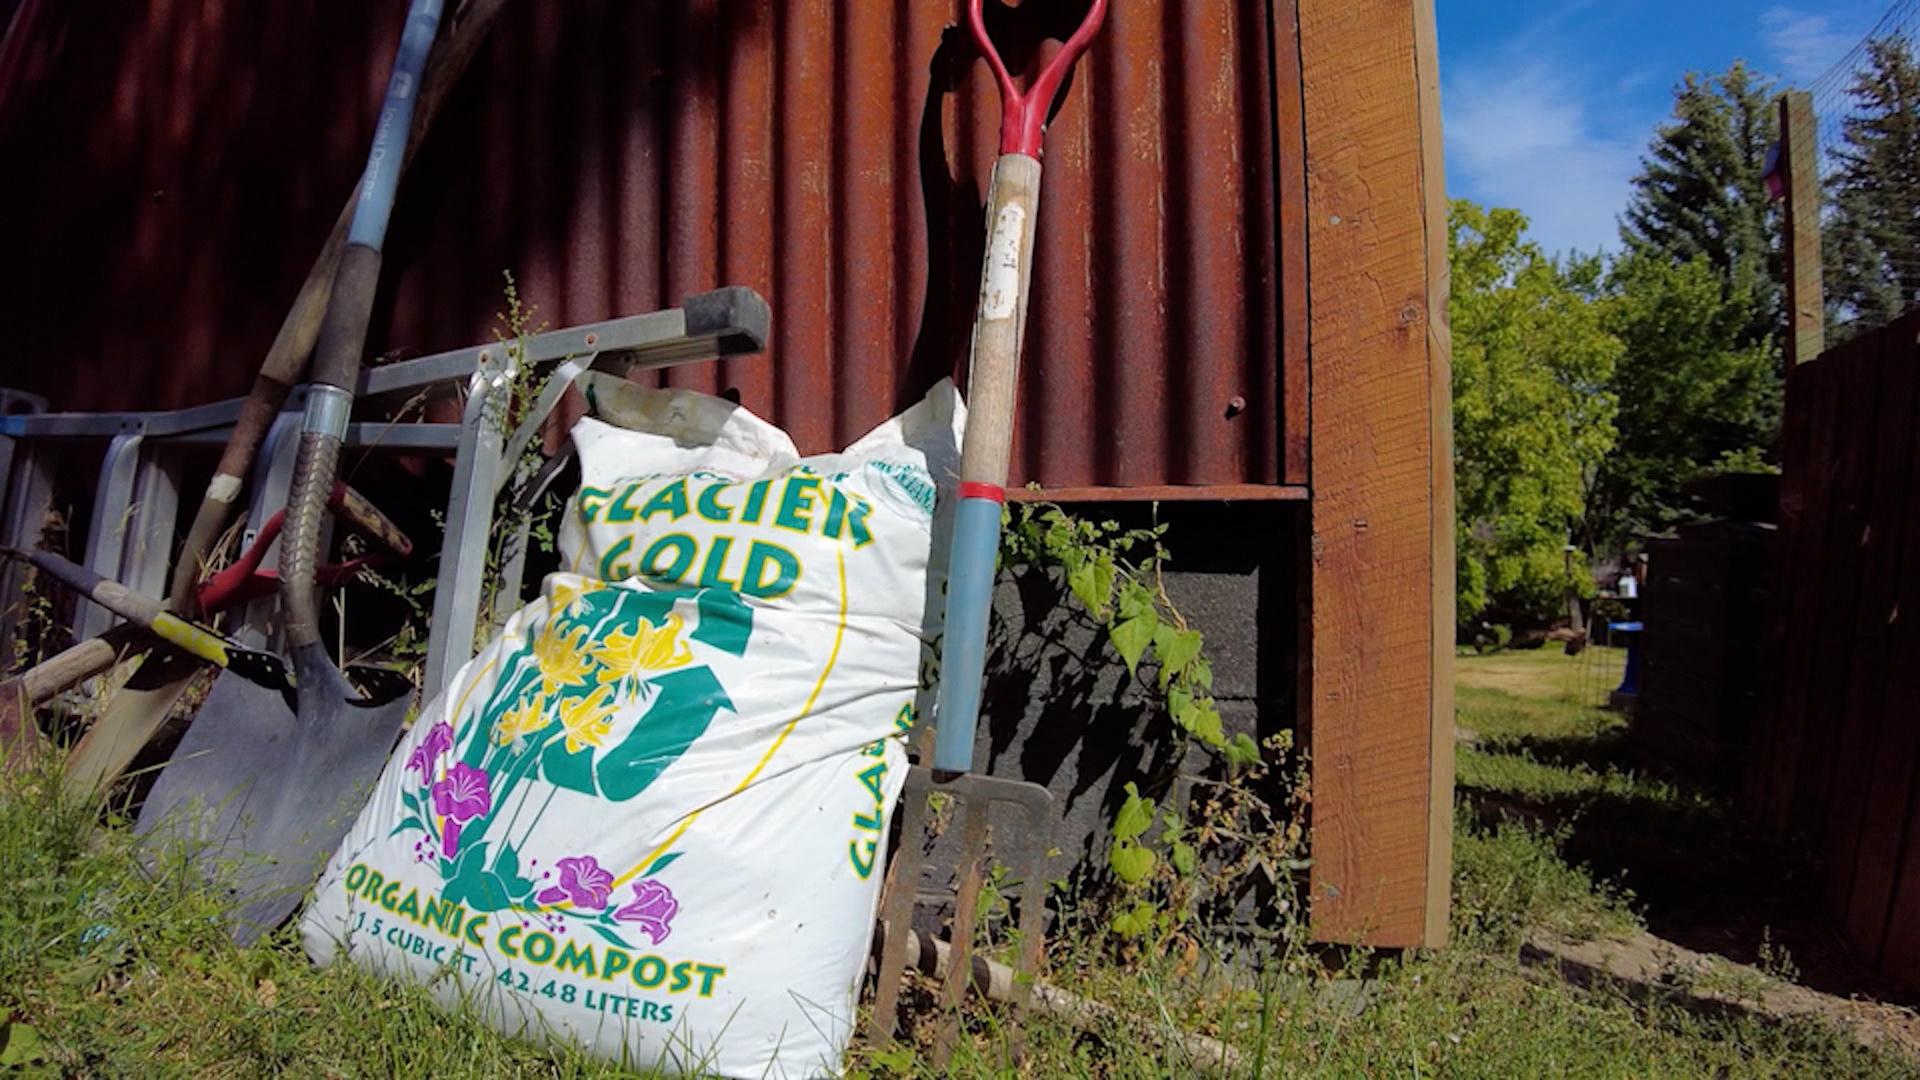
0 287 770 702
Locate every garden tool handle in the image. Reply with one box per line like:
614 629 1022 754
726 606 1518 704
966 0 1108 158
2 549 236 672
933 2 1106 775
283 0 442 650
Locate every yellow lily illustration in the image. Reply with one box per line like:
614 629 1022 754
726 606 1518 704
549 577 598 621
494 692 549 747
532 619 595 695
556 684 619 754
593 613 694 685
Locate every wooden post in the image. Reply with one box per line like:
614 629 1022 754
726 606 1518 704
1298 0 1454 948
1780 91 1824 365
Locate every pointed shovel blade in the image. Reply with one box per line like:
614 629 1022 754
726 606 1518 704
134 642 412 944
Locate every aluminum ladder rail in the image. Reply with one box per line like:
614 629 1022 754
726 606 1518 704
0 287 771 701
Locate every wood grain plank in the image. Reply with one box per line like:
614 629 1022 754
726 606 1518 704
1826 333 1914 934
1855 312 1920 981
1877 643 1920 988
1271 0 1311 486
1009 483 1310 504
1888 309 1920 639
1817 336 1895 922
1793 334 1880 833
1763 355 1842 831
1746 358 1817 820
1300 0 1447 947
1412 0 1454 948
1780 92 1825 367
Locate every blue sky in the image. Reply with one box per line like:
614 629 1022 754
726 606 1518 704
1437 0 1886 256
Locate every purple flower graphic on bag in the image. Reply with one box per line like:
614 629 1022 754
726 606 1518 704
431 763 492 858
406 722 456 778
614 879 679 944
535 855 615 910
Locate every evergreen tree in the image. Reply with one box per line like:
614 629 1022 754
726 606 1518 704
1620 61 1782 353
1824 36 1920 334
1588 253 1776 549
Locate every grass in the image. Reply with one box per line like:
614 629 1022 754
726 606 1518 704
0 647 1910 1076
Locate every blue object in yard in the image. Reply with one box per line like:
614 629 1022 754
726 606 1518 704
1609 620 1644 696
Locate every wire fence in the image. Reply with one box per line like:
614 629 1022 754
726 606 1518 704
1572 637 1629 712
1804 0 1920 342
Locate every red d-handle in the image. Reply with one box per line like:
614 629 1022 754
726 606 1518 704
968 0 1109 157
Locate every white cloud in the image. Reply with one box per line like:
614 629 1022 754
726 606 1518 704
1442 63 1644 257
1761 6 1859 84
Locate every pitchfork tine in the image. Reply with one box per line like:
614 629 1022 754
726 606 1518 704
932 807 992 1064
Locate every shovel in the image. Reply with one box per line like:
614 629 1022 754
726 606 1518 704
869 0 1107 1056
44 0 510 799
133 0 445 946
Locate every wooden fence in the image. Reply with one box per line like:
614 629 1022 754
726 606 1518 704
1746 307 1920 990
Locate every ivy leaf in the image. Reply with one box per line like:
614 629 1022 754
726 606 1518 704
1154 627 1203 689
1112 782 1155 840
1187 699 1226 748
1109 615 1156 677
1067 554 1117 616
1109 840 1155 884
1224 733 1263 769
1117 580 1156 623
1168 684 1194 725
1170 842 1198 877
1066 559 1100 616
1109 900 1157 938
1185 654 1215 694
1042 513 1076 560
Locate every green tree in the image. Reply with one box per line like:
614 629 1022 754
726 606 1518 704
1588 254 1776 547
1824 36 1920 334
1451 201 1621 629
1620 61 1782 353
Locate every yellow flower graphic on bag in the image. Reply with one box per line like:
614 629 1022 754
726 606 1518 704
556 684 619 753
593 613 694 686
549 578 597 621
494 694 549 747
533 620 595 695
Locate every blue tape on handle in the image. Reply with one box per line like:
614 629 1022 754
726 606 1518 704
346 0 445 251
932 497 1004 773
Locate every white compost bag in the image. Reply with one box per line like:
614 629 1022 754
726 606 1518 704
302 375 962 1077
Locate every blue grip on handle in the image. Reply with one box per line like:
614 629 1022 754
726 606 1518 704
932 497 1004 773
347 0 445 250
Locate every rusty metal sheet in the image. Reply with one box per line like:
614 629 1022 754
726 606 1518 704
0 0 1302 492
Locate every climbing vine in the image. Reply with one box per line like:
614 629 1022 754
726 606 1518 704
999 501 1307 945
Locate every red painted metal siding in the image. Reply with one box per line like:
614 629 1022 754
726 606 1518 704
0 0 1304 490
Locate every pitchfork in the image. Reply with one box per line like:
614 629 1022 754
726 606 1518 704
869 0 1108 1060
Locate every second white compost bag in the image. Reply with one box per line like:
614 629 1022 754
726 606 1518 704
301 375 962 1078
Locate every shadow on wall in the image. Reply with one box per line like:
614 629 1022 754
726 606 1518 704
0 0 1288 487
931 500 1303 882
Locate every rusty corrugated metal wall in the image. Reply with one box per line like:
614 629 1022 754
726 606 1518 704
0 0 1304 491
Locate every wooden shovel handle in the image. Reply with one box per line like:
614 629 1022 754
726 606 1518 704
166 0 510 611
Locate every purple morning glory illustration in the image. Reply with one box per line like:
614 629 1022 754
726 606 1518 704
406 721 456 778
614 879 679 944
535 855 615 910
430 762 492 858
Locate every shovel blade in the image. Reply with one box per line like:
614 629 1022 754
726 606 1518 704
134 642 411 944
